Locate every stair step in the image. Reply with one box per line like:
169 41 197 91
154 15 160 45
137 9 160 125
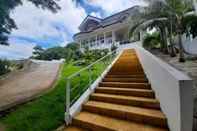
65 126 89 131
83 101 167 128
107 72 145 76
73 112 168 131
66 49 169 130
103 78 148 83
105 74 146 78
90 93 160 109
95 87 155 98
99 82 151 89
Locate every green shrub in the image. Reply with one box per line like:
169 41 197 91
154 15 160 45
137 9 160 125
82 49 109 65
32 43 83 62
183 15 197 38
73 60 86 66
0 59 10 75
143 33 160 49
111 42 118 52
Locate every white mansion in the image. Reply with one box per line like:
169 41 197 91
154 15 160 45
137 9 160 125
73 6 143 50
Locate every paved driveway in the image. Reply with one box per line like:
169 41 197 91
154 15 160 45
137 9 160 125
0 59 62 111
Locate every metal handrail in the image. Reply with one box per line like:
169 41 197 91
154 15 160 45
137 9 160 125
65 50 117 125
67 50 116 79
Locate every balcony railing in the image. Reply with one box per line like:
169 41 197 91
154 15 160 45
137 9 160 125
65 50 117 123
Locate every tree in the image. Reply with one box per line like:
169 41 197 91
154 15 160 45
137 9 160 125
129 0 195 62
32 46 67 60
0 0 60 45
32 45 44 59
0 59 10 75
182 15 197 38
32 43 82 61
143 32 161 50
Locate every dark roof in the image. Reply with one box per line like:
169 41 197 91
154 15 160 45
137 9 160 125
79 15 102 30
74 6 142 38
101 6 140 26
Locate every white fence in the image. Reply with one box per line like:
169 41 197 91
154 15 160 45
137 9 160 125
174 34 197 55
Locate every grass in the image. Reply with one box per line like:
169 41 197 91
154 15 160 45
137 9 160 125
0 60 110 131
0 63 81 131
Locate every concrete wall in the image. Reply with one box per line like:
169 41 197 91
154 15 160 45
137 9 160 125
69 42 193 130
174 34 197 55
182 35 197 55
134 45 193 131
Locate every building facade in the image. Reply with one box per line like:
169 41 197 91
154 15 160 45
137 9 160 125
73 6 143 50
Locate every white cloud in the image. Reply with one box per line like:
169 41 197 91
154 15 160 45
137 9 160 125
0 40 36 60
11 0 86 42
1 0 147 59
1 0 87 59
90 12 102 18
87 0 146 16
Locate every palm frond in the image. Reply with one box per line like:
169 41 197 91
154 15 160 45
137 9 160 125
129 17 168 37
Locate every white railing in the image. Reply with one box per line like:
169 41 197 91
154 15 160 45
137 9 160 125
130 44 193 131
174 34 197 55
118 43 193 131
65 50 117 124
66 41 193 131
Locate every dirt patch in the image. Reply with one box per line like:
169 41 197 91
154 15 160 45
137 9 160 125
0 59 62 112
0 123 5 131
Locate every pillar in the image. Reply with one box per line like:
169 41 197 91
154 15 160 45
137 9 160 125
79 40 82 49
104 33 106 45
112 31 115 43
88 38 91 49
194 0 197 13
96 35 98 46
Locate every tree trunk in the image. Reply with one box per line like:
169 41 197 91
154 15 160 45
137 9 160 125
163 28 169 54
169 31 176 57
177 17 185 62
159 29 164 52
160 28 169 54
178 33 185 62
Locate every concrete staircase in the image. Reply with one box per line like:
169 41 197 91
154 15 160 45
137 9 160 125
65 49 168 131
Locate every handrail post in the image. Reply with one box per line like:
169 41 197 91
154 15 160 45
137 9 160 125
65 78 71 125
64 50 117 124
88 67 92 86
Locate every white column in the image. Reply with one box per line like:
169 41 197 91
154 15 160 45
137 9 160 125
104 33 106 44
104 33 106 49
112 31 115 43
194 0 197 13
79 40 82 49
96 35 98 46
94 35 96 48
140 31 144 41
88 38 91 49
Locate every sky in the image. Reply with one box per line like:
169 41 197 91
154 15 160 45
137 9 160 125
0 0 145 60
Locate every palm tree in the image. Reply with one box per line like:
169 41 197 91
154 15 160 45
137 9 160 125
129 17 170 54
130 0 195 62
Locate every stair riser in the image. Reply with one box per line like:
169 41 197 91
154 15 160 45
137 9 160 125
105 75 146 78
107 72 145 75
99 83 151 89
83 105 167 128
67 50 169 131
95 89 155 98
103 78 148 83
90 95 160 110
72 119 115 131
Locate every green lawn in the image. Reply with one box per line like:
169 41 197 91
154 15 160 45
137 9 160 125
0 61 109 131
